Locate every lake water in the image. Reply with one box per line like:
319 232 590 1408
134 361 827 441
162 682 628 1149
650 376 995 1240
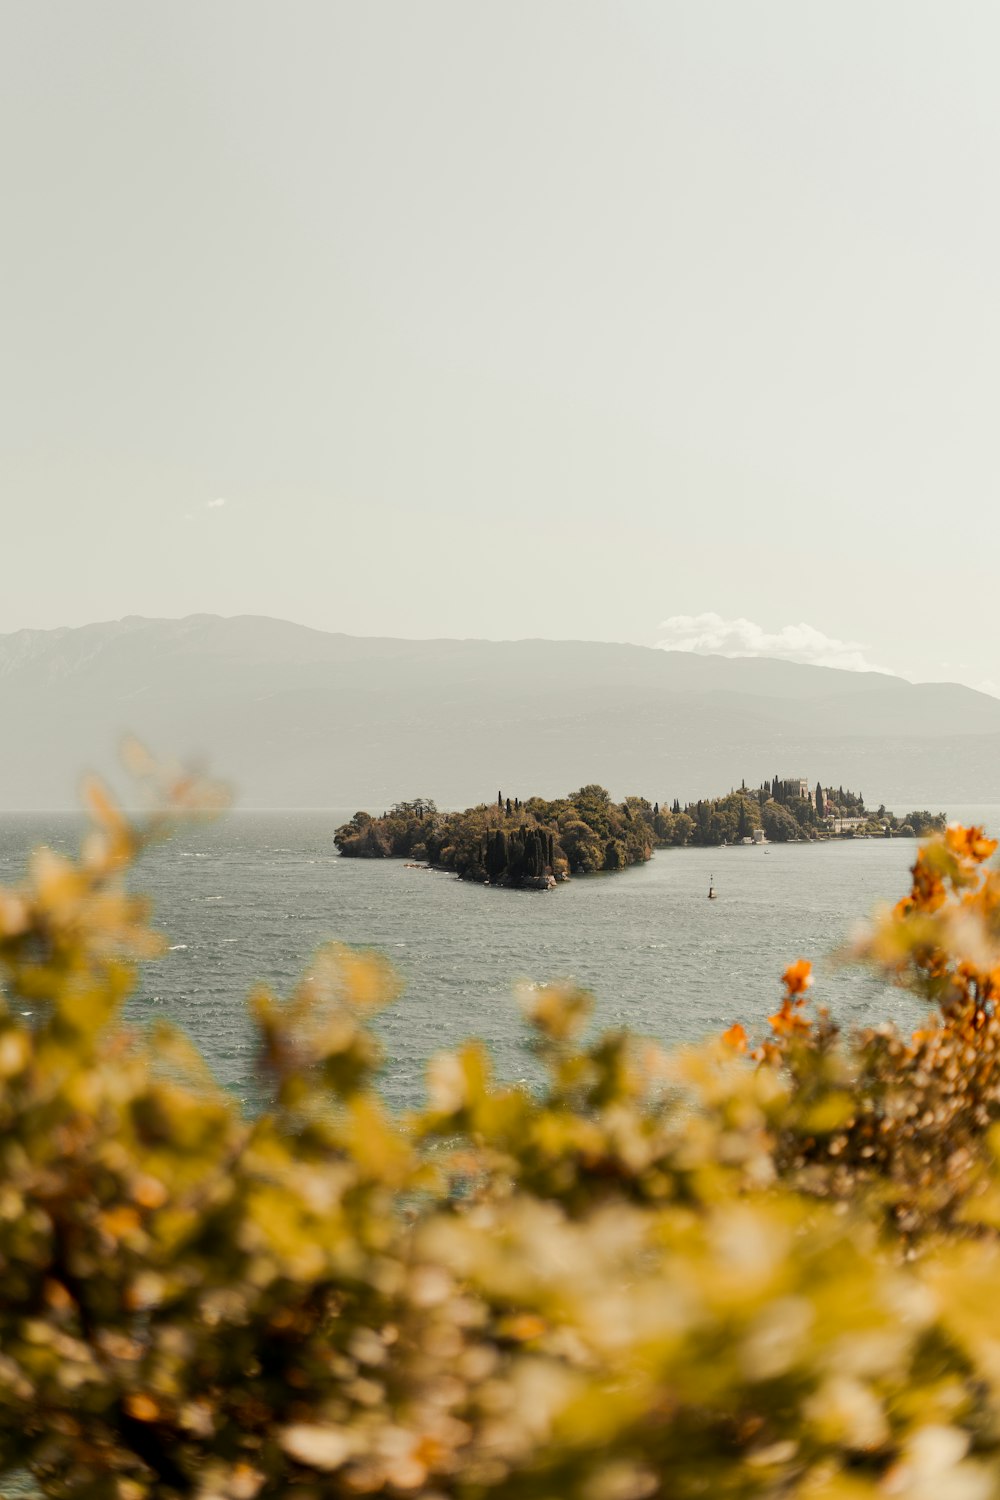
2 806 997 1113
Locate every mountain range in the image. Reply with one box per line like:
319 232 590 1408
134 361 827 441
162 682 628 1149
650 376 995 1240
3 614 1000 810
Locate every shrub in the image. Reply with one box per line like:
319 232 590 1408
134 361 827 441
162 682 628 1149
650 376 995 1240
761 802 802 843
5 764 1000 1496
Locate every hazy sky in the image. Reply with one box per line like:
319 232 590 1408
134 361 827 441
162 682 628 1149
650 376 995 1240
4 3 1000 691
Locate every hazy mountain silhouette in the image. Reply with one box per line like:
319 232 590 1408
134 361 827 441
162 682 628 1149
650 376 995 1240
3 614 1000 810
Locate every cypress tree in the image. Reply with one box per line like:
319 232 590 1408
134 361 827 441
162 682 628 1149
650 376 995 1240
506 798 512 817
487 828 509 880
498 791 503 810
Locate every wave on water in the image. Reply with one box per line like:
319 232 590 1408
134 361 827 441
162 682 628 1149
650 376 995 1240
0 809 943 1115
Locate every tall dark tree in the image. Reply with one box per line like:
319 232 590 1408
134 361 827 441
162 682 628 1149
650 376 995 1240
815 783 824 817
485 828 509 880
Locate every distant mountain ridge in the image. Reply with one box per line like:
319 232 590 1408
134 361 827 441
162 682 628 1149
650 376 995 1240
2 614 1000 809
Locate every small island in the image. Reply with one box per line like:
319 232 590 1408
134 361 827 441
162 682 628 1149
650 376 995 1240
335 779 947 889
336 784 651 888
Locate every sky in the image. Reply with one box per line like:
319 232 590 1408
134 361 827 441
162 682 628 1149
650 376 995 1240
3 2 1000 692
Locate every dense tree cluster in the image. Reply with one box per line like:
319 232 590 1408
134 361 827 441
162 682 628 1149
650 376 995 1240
4 765 1000 1497
338 784 946 869
879 807 946 837
652 788 767 846
335 785 654 884
653 781 947 847
333 799 439 859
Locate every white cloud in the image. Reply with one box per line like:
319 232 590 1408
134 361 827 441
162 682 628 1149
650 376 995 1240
206 497 227 509
655 613 893 675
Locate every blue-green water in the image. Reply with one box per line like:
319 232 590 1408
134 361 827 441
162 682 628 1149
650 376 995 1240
1 808 996 1113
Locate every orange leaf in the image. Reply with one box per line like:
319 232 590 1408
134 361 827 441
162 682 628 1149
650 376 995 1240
721 1022 748 1053
124 1393 159 1422
946 825 997 864
782 959 813 996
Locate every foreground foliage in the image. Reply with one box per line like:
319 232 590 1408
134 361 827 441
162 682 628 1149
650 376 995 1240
3 762 1000 1496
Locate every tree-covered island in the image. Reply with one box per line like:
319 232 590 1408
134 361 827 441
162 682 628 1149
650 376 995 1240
334 779 947 888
